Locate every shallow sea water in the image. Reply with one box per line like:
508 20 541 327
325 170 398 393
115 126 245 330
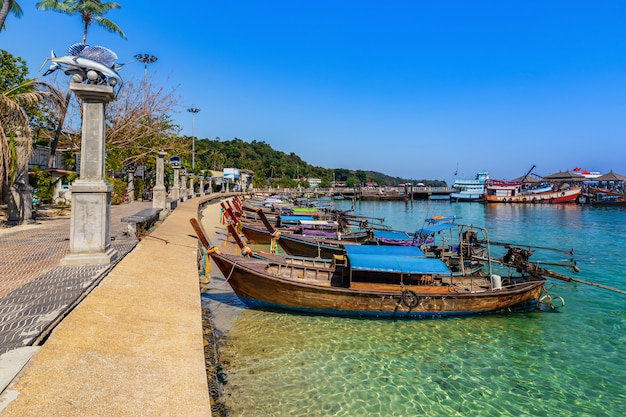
202 200 626 416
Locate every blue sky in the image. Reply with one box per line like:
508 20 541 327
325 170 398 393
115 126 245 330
3 1 626 183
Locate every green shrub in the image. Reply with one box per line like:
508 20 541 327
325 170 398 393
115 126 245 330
134 177 144 200
109 176 126 205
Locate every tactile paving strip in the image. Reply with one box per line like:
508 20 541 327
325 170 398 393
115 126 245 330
0 238 137 354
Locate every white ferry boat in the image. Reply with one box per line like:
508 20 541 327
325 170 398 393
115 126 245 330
450 171 489 202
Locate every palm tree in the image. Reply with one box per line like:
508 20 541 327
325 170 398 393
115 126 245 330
0 0 23 31
36 0 126 44
1 79 65 219
208 150 224 171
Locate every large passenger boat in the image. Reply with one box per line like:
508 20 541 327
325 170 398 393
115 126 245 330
485 180 582 203
450 171 489 202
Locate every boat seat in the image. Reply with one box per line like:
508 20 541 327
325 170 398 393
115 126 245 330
332 254 347 268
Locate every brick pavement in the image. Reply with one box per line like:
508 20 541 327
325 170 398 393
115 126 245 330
0 201 153 355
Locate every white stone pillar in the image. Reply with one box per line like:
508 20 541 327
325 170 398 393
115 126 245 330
61 84 118 266
126 168 135 202
180 172 188 202
198 176 205 196
171 166 181 201
189 177 194 198
153 151 167 218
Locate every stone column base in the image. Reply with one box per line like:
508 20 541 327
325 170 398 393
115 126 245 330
60 248 119 266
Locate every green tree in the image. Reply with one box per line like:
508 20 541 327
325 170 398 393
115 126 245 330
0 50 27 91
36 0 126 43
355 169 367 185
0 1 23 31
252 171 266 189
345 176 359 188
207 149 225 170
278 177 297 189
334 168 350 182
320 175 332 188
1 51 64 190
1 54 65 221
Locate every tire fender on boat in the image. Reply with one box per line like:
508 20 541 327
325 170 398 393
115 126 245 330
401 289 419 309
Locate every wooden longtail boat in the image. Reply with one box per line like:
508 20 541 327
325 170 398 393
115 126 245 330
226 224 333 267
591 193 626 207
240 208 371 246
587 187 625 197
207 244 547 318
276 232 351 258
195 218 548 318
241 222 371 245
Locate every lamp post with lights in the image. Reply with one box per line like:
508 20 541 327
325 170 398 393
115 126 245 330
187 107 200 172
134 54 157 100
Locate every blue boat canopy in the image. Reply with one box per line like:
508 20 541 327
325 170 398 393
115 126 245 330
347 254 451 274
372 230 417 241
344 245 425 257
416 222 456 235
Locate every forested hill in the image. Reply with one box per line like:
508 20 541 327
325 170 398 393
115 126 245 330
193 137 448 187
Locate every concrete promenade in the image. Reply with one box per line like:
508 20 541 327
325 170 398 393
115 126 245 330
0 195 226 416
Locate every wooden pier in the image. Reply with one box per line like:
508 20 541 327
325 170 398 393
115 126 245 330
336 186 453 201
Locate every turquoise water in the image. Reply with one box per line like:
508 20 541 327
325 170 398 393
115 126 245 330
203 200 626 416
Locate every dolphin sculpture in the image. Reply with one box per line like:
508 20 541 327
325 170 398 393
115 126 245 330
40 43 122 89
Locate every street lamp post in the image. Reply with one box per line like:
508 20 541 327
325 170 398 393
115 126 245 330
187 107 200 172
135 53 158 100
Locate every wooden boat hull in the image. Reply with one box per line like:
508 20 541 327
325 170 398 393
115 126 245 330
210 253 546 318
591 200 626 207
587 187 624 197
242 224 370 245
485 187 581 203
277 233 348 258
450 193 484 202
241 224 289 244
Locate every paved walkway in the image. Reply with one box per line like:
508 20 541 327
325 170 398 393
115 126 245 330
0 202 146 354
0 195 226 416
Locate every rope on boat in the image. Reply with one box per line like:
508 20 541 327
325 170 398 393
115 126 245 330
225 262 237 282
315 239 322 258
270 231 281 254
200 246 220 276
200 248 209 276
209 259 239 289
